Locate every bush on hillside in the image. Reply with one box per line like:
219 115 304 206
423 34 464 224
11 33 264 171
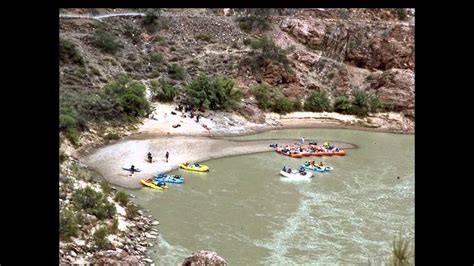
103 76 150 117
235 9 272 33
125 203 139 219
114 191 129 206
93 226 111 250
100 180 112 195
72 187 116 219
93 28 122 54
168 63 186 80
59 38 84 65
250 83 300 114
333 95 352 114
150 79 178 102
187 74 242 110
59 208 80 239
123 22 142 44
304 91 331 112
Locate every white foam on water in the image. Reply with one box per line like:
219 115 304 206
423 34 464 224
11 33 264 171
152 234 191 264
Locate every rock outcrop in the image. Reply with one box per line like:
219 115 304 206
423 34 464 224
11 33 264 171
182 250 228 266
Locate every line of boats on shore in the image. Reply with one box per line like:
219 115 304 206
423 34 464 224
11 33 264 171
139 162 209 190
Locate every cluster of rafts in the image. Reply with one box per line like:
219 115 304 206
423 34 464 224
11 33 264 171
272 141 346 181
139 162 210 191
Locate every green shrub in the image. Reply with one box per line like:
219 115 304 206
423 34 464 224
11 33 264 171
59 208 79 239
333 96 352 114
126 203 139 219
168 63 186 80
272 97 295 114
187 74 242 110
150 80 177 102
148 52 165 66
143 9 161 33
93 28 121 54
104 76 150 117
93 226 110 250
72 187 116 219
348 88 381 117
247 37 294 76
352 88 369 109
235 9 272 33
66 127 81 146
348 105 368 117
250 83 273 111
123 22 142 44
59 38 84 65
100 180 112 195
109 217 119 234
304 91 331 112
292 99 302 111
143 9 160 25
368 94 383 113
114 191 129 206
250 83 299 113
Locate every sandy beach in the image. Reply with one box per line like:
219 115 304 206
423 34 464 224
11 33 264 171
81 136 355 189
78 103 411 189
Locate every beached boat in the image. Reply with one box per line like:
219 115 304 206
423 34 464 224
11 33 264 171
140 179 169 190
154 174 185 184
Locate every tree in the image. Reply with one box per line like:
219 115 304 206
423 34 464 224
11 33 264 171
333 96 352 114
186 74 242 110
304 91 331 112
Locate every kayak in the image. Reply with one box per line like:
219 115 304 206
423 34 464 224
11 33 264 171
302 164 334 172
280 170 312 179
302 164 326 172
332 150 346 156
179 163 209 172
122 167 141 172
140 179 169 190
154 174 185 184
289 153 303 158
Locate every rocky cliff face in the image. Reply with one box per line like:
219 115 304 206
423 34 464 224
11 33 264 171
60 8 414 119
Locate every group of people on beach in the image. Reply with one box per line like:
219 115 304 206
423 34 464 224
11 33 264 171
127 151 170 176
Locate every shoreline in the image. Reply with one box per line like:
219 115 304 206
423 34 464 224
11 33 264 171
75 104 413 190
80 136 355 189
73 103 413 159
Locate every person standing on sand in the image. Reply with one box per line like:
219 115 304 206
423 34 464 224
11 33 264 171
165 151 169 162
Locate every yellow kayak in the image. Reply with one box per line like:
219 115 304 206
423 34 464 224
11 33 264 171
179 163 209 172
140 179 169 190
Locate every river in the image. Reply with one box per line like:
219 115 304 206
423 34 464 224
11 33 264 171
125 128 414 264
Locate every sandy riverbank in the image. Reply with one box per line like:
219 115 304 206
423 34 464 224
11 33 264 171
137 103 413 139
80 136 355 189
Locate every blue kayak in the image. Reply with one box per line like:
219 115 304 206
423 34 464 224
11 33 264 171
154 174 184 184
301 164 332 172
